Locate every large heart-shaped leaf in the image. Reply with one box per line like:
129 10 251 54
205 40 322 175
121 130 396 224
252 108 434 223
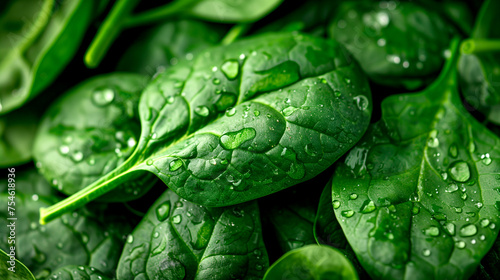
330 39 500 279
41 32 372 223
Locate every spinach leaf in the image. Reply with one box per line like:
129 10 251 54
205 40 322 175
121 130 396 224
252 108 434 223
458 0 500 125
0 107 38 167
0 169 132 279
314 180 348 249
117 189 268 280
41 32 372 223
256 0 339 36
330 39 500 279
328 1 458 89
117 20 223 76
314 182 370 279
33 73 157 202
0 249 36 280
261 183 323 253
0 0 96 114
47 265 111 280
263 244 359 280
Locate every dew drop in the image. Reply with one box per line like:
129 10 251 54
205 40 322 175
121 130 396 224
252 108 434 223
166 95 175 104
156 203 170 221
304 143 317 157
422 249 431 257
225 107 236 117
92 87 115 107
220 128 256 150
448 161 470 182
350 193 358 200
221 60 239 80
341 210 354 218
456 241 466 249
126 235 134 243
424 226 439 237
172 215 182 224
194 106 210 117
353 95 369 111
480 219 490 228
333 200 341 209
71 151 84 162
459 224 477 237
361 200 376 213
481 153 492 166
59 145 69 155
445 223 455 236
445 183 458 193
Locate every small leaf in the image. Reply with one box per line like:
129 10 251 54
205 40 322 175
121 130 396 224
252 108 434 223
329 1 458 89
117 189 268 279
263 245 359 280
0 249 35 280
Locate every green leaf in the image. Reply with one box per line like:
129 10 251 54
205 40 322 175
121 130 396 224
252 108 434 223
33 73 157 202
41 32 372 223
263 245 359 280
262 183 323 253
458 0 500 125
117 189 268 280
330 39 500 279
0 0 96 114
329 1 458 90
314 181 348 249
256 0 339 36
0 169 132 279
185 0 283 23
117 20 223 76
0 107 39 167
0 249 35 280
470 235 500 279
47 265 112 280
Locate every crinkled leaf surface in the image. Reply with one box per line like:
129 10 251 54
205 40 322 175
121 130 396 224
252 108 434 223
117 20 222 76
0 0 95 114
47 265 111 280
0 249 35 280
458 0 500 125
133 32 371 207
329 1 457 89
117 189 268 280
0 170 131 279
33 73 156 202
40 32 372 223
330 40 500 279
263 245 359 280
